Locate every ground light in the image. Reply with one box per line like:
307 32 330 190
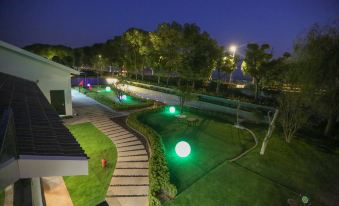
169 106 176 113
175 141 191 158
121 95 127 100
105 86 111 92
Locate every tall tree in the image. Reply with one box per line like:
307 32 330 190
241 43 273 100
152 22 183 85
179 23 219 88
122 28 149 79
215 48 237 93
294 23 339 137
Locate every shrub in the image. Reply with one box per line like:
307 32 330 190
127 108 177 205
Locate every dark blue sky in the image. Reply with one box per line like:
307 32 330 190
0 0 338 56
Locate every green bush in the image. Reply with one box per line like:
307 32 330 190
127 108 177 205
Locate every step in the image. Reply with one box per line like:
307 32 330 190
105 129 129 136
113 168 148 176
113 136 138 143
96 124 121 130
116 140 142 147
105 196 148 206
117 143 143 149
100 127 124 133
118 150 147 157
117 145 144 152
106 185 148 196
118 155 148 162
115 161 149 169
107 131 131 138
110 134 136 141
110 176 149 185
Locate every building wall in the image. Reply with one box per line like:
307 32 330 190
0 46 73 115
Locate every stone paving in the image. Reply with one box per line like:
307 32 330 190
71 90 149 206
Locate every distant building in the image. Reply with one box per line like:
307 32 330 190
0 41 79 116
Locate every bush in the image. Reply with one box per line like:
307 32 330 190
127 108 177 205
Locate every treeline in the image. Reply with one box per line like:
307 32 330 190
23 21 287 95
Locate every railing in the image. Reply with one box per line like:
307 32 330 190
0 108 17 165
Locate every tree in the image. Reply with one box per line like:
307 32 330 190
294 23 339 137
151 22 183 85
278 92 309 143
176 83 195 114
215 49 237 93
122 28 150 80
179 23 219 88
242 43 273 100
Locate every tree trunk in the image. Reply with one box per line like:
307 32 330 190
157 75 161 85
324 113 337 137
216 68 221 94
166 75 170 86
135 73 138 80
254 80 259 100
260 109 279 155
177 78 181 87
192 80 195 89
229 71 233 83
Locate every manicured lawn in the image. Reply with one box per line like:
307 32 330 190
139 108 339 205
138 107 254 192
0 190 4 206
64 123 117 206
75 86 153 110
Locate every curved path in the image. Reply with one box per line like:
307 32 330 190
70 90 149 206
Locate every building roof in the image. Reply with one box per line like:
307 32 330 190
0 41 80 75
0 72 87 158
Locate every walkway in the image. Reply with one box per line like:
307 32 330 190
71 90 149 206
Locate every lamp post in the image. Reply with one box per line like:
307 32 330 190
228 45 237 82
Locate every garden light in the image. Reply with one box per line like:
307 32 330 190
121 95 127 100
105 86 111 92
87 83 91 87
169 106 176 113
175 141 191 158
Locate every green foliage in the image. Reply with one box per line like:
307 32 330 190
127 109 177 205
242 43 273 100
294 23 339 137
0 189 4 206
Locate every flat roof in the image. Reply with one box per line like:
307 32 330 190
0 72 87 158
0 40 80 75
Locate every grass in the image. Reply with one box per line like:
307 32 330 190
0 190 4 206
139 108 339 206
64 122 117 206
138 107 254 192
75 86 153 110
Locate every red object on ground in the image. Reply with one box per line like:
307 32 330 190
101 159 107 168
79 80 84 87
89 85 92 90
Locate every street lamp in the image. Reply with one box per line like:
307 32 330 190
229 45 237 57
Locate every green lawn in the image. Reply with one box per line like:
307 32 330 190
139 107 254 192
0 190 4 206
139 108 339 206
64 123 117 206
75 86 153 110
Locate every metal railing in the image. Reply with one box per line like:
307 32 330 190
0 108 17 165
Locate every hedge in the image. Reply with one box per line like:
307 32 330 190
127 108 177 205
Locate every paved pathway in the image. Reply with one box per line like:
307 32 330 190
70 90 149 206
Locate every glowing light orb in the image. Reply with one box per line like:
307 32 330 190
87 83 91 87
105 86 111 92
175 141 191 158
169 106 176 113
121 95 127 100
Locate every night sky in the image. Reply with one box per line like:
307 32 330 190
0 0 338 56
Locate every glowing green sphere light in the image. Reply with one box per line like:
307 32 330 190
169 106 176 113
121 95 127 100
175 141 191 158
105 86 111 92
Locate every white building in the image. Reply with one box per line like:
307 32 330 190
0 40 79 116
